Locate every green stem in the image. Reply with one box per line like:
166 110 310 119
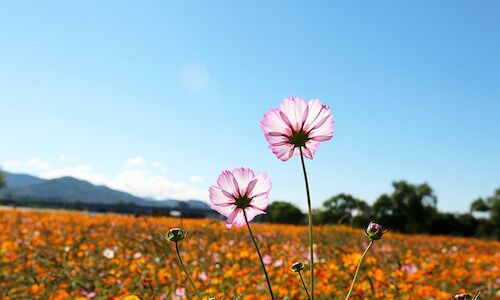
345 240 374 300
299 147 315 300
298 271 311 299
175 242 203 300
473 291 482 300
243 209 275 300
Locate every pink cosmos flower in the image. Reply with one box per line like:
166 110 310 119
261 97 334 161
401 264 418 275
209 167 271 228
198 271 208 281
263 254 272 265
80 289 96 299
172 287 186 300
273 259 284 267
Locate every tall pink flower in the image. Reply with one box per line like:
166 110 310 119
209 167 271 228
261 97 334 161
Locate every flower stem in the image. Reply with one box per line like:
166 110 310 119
243 209 275 300
175 242 203 300
473 291 482 300
345 240 374 300
298 271 311 299
299 147 315 300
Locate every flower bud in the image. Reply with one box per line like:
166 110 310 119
452 293 473 300
291 261 305 273
162 228 185 243
365 222 385 241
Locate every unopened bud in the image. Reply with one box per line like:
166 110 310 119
452 293 473 300
291 261 305 273
365 222 385 241
162 228 185 243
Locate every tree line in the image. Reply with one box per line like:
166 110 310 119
261 180 500 240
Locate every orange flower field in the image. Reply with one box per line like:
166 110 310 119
1 209 499 300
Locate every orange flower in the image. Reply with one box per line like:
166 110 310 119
0 209 498 299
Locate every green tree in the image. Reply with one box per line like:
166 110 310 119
487 189 500 239
469 189 500 239
320 193 371 226
262 201 305 224
373 181 437 234
0 168 5 190
470 198 490 213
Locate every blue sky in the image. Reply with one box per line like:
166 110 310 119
1 1 499 212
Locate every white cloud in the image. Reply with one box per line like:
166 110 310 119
2 158 50 172
40 160 208 201
59 154 70 162
26 158 50 170
179 63 210 92
150 161 168 173
3 157 208 201
40 165 109 185
125 157 146 167
151 161 163 168
2 160 22 169
108 169 208 200
189 175 204 184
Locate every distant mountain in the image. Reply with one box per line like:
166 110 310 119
186 200 210 210
4 172 45 189
152 199 211 211
1 176 146 205
0 172 209 211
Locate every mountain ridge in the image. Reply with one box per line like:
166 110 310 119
0 171 210 211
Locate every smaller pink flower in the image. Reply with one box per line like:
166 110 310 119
103 248 114 259
172 287 186 300
401 264 418 274
209 168 271 228
80 289 96 299
273 259 283 267
198 271 208 281
303 251 318 262
262 254 272 265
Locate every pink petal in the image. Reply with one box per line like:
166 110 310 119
250 194 269 211
225 210 238 228
263 134 291 148
279 111 293 129
260 108 292 136
216 171 239 197
232 167 255 196
248 172 272 199
208 186 235 206
268 131 286 136
311 135 332 141
245 179 258 197
268 143 295 161
301 146 314 159
282 147 300 161
303 140 320 159
308 114 334 140
211 203 237 217
279 97 308 131
244 207 267 223
226 209 246 228
304 99 333 133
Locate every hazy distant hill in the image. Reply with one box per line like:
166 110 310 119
0 172 210 211
4 172 45 188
